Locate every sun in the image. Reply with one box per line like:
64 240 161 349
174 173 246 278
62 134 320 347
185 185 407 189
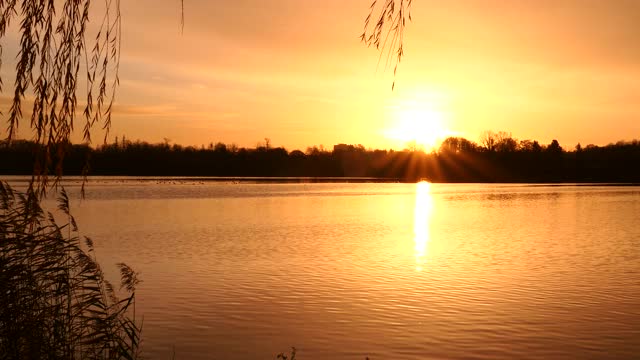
385 106 450 151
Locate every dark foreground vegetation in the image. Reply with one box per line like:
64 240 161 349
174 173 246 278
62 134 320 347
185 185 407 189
2 132 640 182
0 183 310 360
0 183 141 359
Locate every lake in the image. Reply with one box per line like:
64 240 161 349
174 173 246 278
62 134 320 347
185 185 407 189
19 179 640 359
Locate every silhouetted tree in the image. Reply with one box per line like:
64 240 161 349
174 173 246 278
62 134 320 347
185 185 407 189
480 131 497 152
532 141 542 153
440 137 478 154
495 132 518 153
214 142 227 153
4 135 639 183
547 139 563 154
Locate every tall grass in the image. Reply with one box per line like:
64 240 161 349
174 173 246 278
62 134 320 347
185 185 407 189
0 182 141 359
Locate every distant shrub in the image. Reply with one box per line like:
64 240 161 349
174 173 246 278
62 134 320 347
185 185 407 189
277 347 297 360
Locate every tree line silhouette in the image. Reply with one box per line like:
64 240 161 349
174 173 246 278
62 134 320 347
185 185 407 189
2 132 640 182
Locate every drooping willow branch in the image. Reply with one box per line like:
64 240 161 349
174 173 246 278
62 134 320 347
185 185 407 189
0 0 121 194
360 0 413 90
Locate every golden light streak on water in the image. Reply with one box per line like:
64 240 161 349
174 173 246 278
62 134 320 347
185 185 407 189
413 181 434 271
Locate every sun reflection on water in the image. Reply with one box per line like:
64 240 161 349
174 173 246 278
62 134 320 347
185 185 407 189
414 181 434 271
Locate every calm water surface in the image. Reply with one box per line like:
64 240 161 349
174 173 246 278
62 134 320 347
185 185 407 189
28 180 640 359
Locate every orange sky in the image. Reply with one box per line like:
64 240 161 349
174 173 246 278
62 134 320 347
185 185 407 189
5 0 640 150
